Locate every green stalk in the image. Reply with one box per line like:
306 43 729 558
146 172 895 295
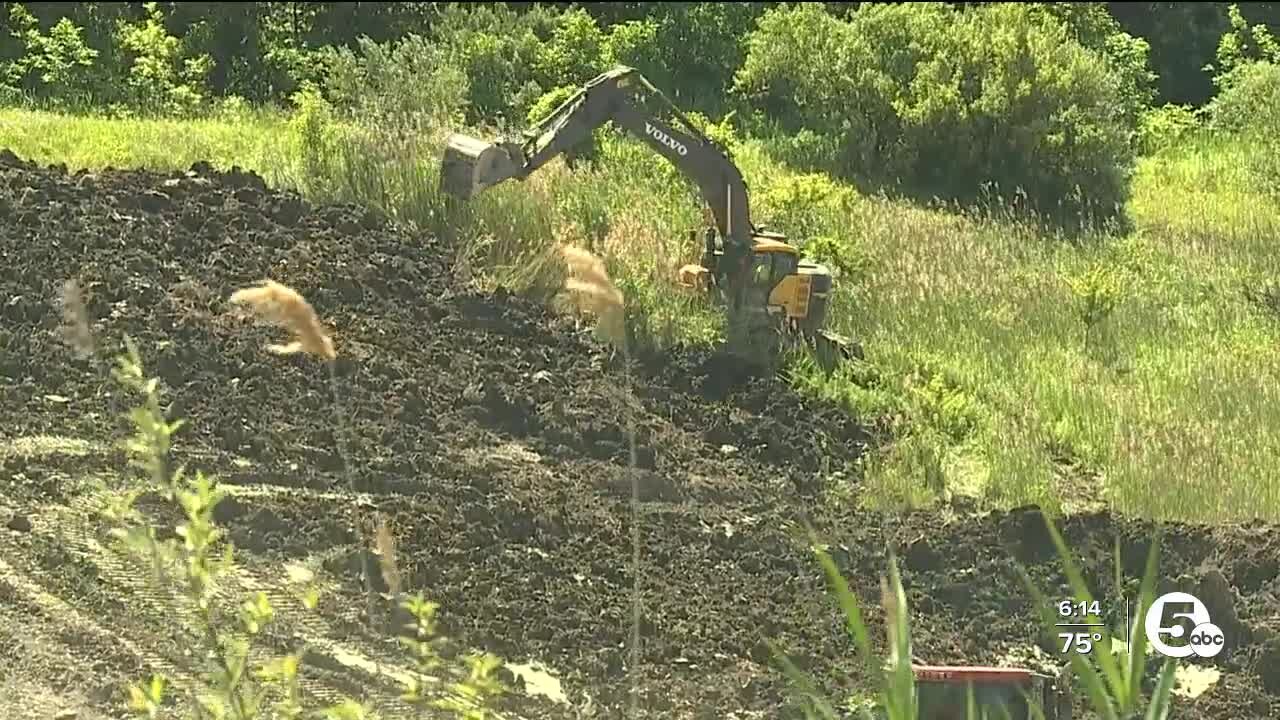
327 357 377 629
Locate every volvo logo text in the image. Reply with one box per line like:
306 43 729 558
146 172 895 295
644 122 688 156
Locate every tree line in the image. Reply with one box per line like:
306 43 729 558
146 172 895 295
3 2 1276 107
2 2 1277 227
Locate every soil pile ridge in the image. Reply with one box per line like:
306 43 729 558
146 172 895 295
0 150 1277 719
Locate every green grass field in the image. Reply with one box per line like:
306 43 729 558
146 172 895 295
5 105 1279 525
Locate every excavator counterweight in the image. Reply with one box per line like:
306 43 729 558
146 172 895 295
438 65 859 372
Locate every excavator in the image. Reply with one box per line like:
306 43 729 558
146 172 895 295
437 65 857 371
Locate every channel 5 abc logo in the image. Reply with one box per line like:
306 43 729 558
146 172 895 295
1144 591 1226 659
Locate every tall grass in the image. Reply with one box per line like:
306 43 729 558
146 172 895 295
5 102 1280 523
0 107 294 182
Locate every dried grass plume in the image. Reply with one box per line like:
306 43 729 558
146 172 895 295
374 515 402 598
228 279 337 361
58 279 96 358
559 244 626 350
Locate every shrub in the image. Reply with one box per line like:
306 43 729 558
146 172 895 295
1211 62 1280 195
802 236 872 283
683 110 741 151
527 84 578 126
319 33 469 133
1027 2 1157 127
1066 264 1125 351
535 8 608 89
428 3 560 126
755 172 858 240
735 3 1142 229
257 37 328 103
1206 3 1280 92
1205 3 1280 133
4 4 103 108
1207 60 1280 135
1203 5 1280 194
642 2 763 112
287 83 344 199
1138 104 1201 154
114 2 215 117
603 18 664 80
764 127 846 179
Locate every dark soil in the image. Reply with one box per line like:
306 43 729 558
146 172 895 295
1 149 1278 719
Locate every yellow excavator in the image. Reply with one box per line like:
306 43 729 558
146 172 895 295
438 65 857 370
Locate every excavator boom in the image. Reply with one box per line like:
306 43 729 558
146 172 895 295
441 66 755 276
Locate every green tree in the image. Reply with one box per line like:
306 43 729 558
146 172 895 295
3 3 102 106
736 3 1140 230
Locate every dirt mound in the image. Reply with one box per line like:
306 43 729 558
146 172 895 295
1 149 1278 720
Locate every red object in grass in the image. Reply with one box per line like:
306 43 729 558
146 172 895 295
912 665 1036 684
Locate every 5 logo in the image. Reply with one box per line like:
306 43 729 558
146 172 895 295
1144 591 1225 659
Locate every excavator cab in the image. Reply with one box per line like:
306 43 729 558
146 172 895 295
679 227 856 368
750 237 802 312
682 225 835 337
752 234 839 340
678 230 798 300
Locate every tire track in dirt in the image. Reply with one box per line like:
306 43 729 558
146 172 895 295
51 485 455 718
0 548 197 711
0 438 555 719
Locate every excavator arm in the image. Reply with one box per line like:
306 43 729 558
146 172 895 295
440 66 757 283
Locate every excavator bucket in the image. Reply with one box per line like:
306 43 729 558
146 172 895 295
439 133 524 199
